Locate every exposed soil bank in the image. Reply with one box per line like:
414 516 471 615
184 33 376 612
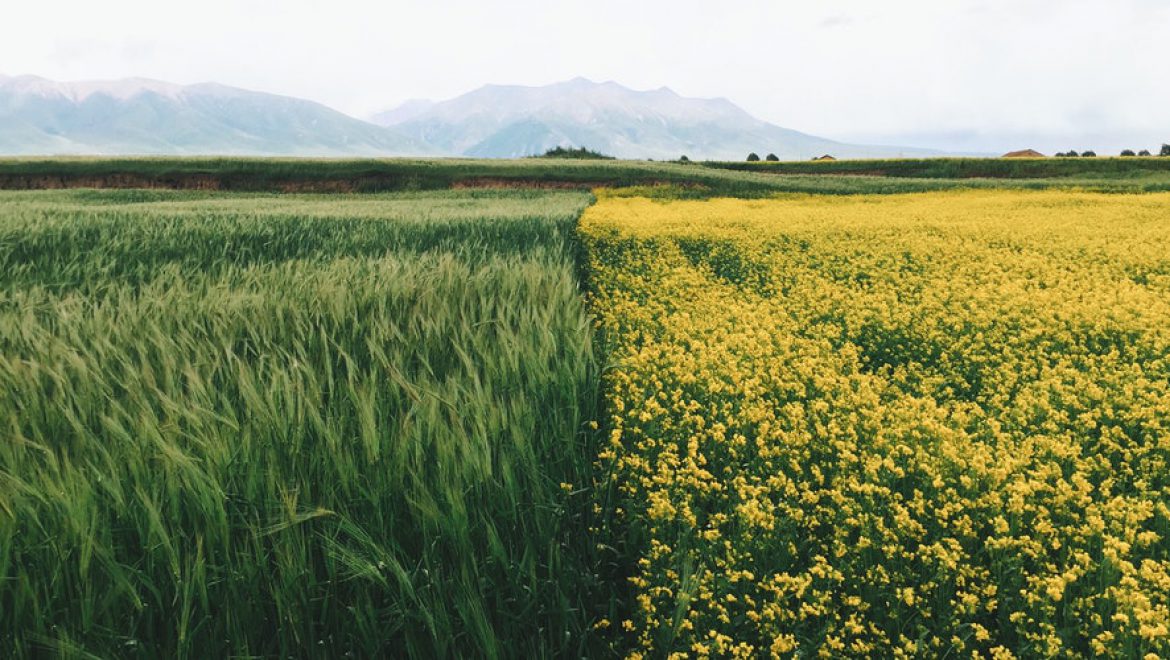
0 173 661 193
0 173 395 192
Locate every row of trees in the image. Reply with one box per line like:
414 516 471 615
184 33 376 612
744 145 1170 161
685 144 1170 163
681 153 782 162
1058 145 1170 158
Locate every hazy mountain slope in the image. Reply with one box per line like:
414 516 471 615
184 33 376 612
374 78 938 160
0 75 438 156
368 99 437 127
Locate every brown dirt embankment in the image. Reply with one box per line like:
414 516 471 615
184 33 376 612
0 173 378 192
0 173 224 190
0 172 697 192
450 178 605 190
0 173 615 192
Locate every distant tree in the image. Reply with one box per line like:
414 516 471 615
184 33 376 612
1161 144 1170 157
1139 149 1152 157
1120 149 1136 157
746 152 761 162
765 153 779 161
1064 150 1080 157
679 155 690 163
533 146 615 160
1082 150 1097 157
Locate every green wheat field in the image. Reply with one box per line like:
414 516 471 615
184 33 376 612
1 188 605 657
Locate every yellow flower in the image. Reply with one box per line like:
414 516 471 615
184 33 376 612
580 190 1170 657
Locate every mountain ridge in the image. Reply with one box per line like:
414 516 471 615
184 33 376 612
0 74 941 159
0 75 437 156
372 78 941 160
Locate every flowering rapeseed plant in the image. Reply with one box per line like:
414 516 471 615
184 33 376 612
580 190 1170 658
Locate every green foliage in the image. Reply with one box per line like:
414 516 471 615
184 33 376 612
1140 149 1152 157
746 152 760 162
765 153 779 161
4 159 1170 658
534 146 615 160
1082 150 1097 157
3 156 1170 198
1161 144 1170 157
1120 149 1136 157
708 154 1170 186
0 189 605 658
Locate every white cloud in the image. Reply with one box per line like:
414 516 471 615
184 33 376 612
2 0 1167 152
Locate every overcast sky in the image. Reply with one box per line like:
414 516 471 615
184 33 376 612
4 0 1167 153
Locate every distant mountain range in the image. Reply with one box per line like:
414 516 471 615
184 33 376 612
0 75 435 156
0 74 939 159
372 77 940 160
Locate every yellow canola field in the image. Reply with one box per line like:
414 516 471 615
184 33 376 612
579 191 1170 658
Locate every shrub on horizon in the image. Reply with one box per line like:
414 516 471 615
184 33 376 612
533 145 615 160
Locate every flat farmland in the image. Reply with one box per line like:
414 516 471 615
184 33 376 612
3 175 1169 658
580 191 1170 658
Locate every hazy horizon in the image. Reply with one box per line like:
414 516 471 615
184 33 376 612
4 0 1169 154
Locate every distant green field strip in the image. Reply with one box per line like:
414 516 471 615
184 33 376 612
707 155 1170 179
2 157 1170 196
